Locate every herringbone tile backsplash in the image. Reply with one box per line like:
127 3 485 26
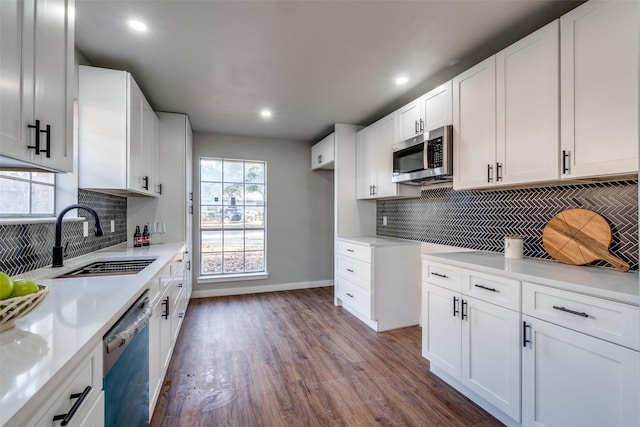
377 180 638 271
0 190 127 276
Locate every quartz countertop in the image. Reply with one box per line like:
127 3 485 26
337 236 422 247
0 241 186 427
424 251 640 305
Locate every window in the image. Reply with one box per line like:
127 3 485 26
0 171 55 216
200 158 266 276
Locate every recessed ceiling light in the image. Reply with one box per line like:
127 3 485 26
395 76 409 85
128 20 147 32
260 109 272 118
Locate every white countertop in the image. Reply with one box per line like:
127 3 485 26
0 241 185 427
424 251 640 305
337 236 421 247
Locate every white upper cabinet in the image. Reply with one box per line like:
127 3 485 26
453 56 497 190
454 21 559 190
311 132 335 170
357 113 420 200
497 20 559 185
422 81 453 133
395 81 453 143
78 65 159 196
560 0 638 179
0 0 74 172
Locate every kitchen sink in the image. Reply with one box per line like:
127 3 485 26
54 258 157 278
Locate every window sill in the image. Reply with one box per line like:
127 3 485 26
0 216 85 226
197 272 269 284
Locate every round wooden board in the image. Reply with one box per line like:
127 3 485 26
542 208 629 272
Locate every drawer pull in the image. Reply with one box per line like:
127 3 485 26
346 293 354 298
523 321 531 347
452 296 459 317
474 284 498 292
346 268 354 273
53 386 92 426
461 299 468 320
552 305 589 318
346 249 354 253
431 272 448 279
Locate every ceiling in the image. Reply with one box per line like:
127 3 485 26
75 0 583 143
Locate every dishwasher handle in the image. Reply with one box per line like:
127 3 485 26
105 294 152 354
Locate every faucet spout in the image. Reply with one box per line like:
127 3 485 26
53 203 104 268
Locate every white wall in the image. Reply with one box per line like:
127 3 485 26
192 132 334 296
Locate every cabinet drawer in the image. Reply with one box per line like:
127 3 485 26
336 276 372 318
336 240 371 263
33 344 102 427
422 261 461 292
523 282 640 350
336 255 371 291
462 270 520 311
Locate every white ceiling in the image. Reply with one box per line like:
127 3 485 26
75 0 583 142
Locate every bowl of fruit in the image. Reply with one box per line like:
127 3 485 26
0 272 49 332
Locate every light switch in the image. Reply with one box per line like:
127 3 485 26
382 216 387 226
111 220 115 233
83 221 89 237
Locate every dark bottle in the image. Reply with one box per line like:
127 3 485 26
143 225 150 246
134 225 142 247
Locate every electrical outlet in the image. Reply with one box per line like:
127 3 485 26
382 216 387 226
83 222 89 237
111 220 115 233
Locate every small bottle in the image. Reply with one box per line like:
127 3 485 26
134 225 142 248
143 225 150 246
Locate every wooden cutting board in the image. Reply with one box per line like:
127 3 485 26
542 208 630 272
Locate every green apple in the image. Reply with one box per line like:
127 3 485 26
9 279 39 298
0 272 14 300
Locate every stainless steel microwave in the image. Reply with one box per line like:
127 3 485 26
391 125 453 185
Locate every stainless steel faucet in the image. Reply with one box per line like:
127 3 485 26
53 203 104 267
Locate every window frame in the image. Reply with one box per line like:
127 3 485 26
198 157 267 279
0 171 56 218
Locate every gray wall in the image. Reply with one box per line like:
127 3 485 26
192 132 334 291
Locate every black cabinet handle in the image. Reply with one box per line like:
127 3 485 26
523 321 531 347
415 120 419 134
487 164 493 183
186 260 191 271
496 162 502 182
553 305 589 318
39 124 51 158
419 119 424 133
346 268 354 273
162 296 170 319
474 284 498 292
562 150 570 174
53 386 91 426
453 296 459 317
157 183 162 195
346 293 354 298
346 249 354 253
461 299 468 320
27 120 41 155
431 272 448 279
189 192 193 202
142 176 149 190
318 154 323 164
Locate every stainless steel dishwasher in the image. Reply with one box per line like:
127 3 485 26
103 290 152 427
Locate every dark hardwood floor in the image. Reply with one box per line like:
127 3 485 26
150 287 504 427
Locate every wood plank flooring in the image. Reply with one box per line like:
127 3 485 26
151 287 504 427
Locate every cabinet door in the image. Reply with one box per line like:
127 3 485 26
423 81 452 132
453 57 497 190
142 98 159 196
560 0 638 179
496 20 559 185
355 126 376 199
128 76 146 192
311 133 335 170
33 0 73 172
422 283 461 380
372 112 397 198
395 97 422 143
461 298 521 421
148 301 162 413
522 315 640 427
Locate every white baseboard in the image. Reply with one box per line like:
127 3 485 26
190 280 333 298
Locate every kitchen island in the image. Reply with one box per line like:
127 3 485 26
0 241 187 427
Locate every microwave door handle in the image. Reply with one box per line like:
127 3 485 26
423 140 431 169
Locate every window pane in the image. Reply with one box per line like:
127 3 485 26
245 207 264 228
223 183 243 206
245 162 264 183
223 206 244 229
201 159 222 181
0 177 29 214
0 171 28 179
202 231 223 252
223 230 244 252
202 253 222 274
201 182 222 205
245 252 264 272
223 160 244 183
223 252 244 273
32 172 54 184
245 184 264 205
245 230 264 251
31 183 54 214
201 206 222 228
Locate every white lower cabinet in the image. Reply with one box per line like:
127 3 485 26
422 265 521 421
